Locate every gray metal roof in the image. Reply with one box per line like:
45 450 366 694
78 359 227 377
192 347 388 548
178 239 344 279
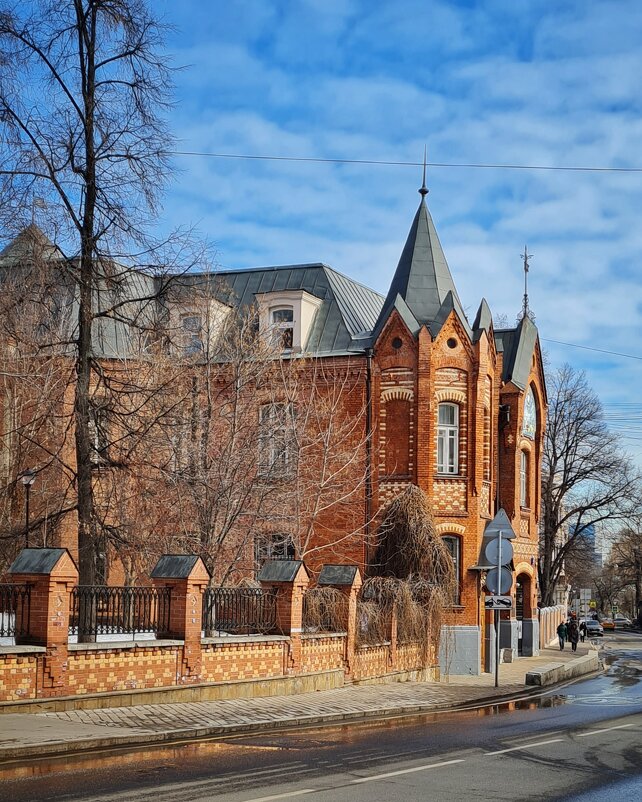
210 264 384 355
150 554 207 579
494 316 538 391
318 564 359 586
257 559 307 583
376 198 463 332
9 548 70 575
472 298 493 343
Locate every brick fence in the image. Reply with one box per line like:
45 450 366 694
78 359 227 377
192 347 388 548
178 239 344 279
0 549 438 704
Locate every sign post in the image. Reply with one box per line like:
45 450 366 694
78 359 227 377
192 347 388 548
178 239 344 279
484 532 513 688
495 535 501 689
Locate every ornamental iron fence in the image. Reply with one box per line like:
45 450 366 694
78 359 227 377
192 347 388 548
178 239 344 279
69 585 171 639
0 584 31 640
202 587 277 636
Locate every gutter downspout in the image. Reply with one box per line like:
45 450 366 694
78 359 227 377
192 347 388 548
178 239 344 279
365 347 374 572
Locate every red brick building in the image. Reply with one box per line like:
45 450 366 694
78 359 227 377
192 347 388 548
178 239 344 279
1 184 546 675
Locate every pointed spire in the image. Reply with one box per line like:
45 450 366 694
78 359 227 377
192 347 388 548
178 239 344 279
376 183 463 332
419 145 428 198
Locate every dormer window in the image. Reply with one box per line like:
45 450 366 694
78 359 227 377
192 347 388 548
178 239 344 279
256 290 322 353
271 307 294 350
180 313 203 355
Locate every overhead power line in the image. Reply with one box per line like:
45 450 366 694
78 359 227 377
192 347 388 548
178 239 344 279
541 338 642 362
171 150 642 174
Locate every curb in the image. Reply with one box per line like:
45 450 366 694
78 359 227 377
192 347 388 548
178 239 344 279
0 650 604 765
0 678 594 765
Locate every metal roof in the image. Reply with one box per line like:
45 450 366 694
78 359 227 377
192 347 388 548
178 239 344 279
494 316 538 391
257 559 307 583
211 263 384 355
9 548 69 575
376 198 463 331
318 564 359 586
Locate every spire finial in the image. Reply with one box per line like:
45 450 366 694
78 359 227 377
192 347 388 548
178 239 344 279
520 245 532 320
419 145 428 197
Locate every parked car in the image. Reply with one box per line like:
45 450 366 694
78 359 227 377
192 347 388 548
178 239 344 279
601 618 615 631
614 614 632 628
585 619 604 637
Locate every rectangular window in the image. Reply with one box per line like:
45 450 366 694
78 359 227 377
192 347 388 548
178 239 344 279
442 536 461 604
520 450 529 507
181 314 203 354
254 532 295 575
89 402 110 464
437 403 459 474
259 402 295 476
271 307 294 349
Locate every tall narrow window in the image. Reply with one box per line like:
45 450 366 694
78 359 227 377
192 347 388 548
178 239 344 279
442 535 461 604
437 403 459 474
520 450 529 507
181 313 203 354
271 307 294 349
259 402 295 476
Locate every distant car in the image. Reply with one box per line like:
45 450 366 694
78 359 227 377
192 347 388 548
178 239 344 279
585 620 604 637
601 618 615 631
614 614 632 628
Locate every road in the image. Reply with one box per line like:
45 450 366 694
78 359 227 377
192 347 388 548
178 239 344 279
1 631 641 802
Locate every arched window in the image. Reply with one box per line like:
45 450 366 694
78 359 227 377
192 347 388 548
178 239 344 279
385 398 410 476
270 306 294 349
437 403 459 474
442 535 461 604
520 449 529 508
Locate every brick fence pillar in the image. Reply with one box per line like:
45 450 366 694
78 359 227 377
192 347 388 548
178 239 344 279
318 564 362 677
9 548 78 696
151 555 210 683
258 560 309 675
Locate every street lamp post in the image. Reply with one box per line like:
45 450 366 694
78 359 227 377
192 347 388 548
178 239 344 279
20 469 37 548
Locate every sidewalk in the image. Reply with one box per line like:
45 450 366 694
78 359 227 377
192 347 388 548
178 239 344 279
0 645 599 763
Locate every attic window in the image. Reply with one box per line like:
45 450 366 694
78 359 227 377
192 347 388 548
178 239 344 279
447 338 457 349
271 307 294 350
392 337 402 350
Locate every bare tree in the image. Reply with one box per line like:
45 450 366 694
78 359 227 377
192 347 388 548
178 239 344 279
609 521 642 623
538 365 640 606
0 1 191 585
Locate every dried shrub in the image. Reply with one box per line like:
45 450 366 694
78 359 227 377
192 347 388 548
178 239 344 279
302 586 347 633
363 485 458 658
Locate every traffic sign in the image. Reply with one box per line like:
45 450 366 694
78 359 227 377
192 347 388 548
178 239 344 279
486 566 513 595
485 595 512 610
484 537 513 566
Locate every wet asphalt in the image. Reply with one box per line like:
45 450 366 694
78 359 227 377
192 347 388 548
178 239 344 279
0 630 640 802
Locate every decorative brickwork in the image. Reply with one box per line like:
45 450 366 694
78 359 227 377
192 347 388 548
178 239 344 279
300 634 346 673
433 477 467 514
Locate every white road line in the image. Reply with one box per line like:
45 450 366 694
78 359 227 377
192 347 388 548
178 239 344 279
484 738 564 755
242 790 316 802
350 758 465 783
576 723 636 737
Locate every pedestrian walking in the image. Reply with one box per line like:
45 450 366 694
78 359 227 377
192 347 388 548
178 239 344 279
557 621 568 650
568 619 580 652
579 620 587 643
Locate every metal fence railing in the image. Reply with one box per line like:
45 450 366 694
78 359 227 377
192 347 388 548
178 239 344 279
69 585 171 639
202 587 277 636
0 584 31 640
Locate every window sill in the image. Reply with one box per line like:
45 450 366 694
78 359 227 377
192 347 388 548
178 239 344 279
435 473 464 479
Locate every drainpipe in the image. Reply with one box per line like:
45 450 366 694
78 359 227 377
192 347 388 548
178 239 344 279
497 403 510 512
364 347 374 572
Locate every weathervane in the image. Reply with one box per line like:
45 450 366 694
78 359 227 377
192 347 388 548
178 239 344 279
419 145 428 197
521 245 532 320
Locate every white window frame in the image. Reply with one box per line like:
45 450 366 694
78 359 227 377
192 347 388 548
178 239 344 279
437 403 459 474
520 449 529 508
258 402 295 476
270 306 294 350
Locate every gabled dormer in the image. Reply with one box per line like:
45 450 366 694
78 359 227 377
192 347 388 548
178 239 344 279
255 289 322 353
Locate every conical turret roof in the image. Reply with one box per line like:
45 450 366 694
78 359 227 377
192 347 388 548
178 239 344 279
379 197 462 330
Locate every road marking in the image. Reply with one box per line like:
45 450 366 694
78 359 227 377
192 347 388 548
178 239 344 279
576 723 636 737
351 758 465 783
484 738 563 755
242 790 316 802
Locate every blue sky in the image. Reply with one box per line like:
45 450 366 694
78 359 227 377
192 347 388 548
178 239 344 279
155 0 642 464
